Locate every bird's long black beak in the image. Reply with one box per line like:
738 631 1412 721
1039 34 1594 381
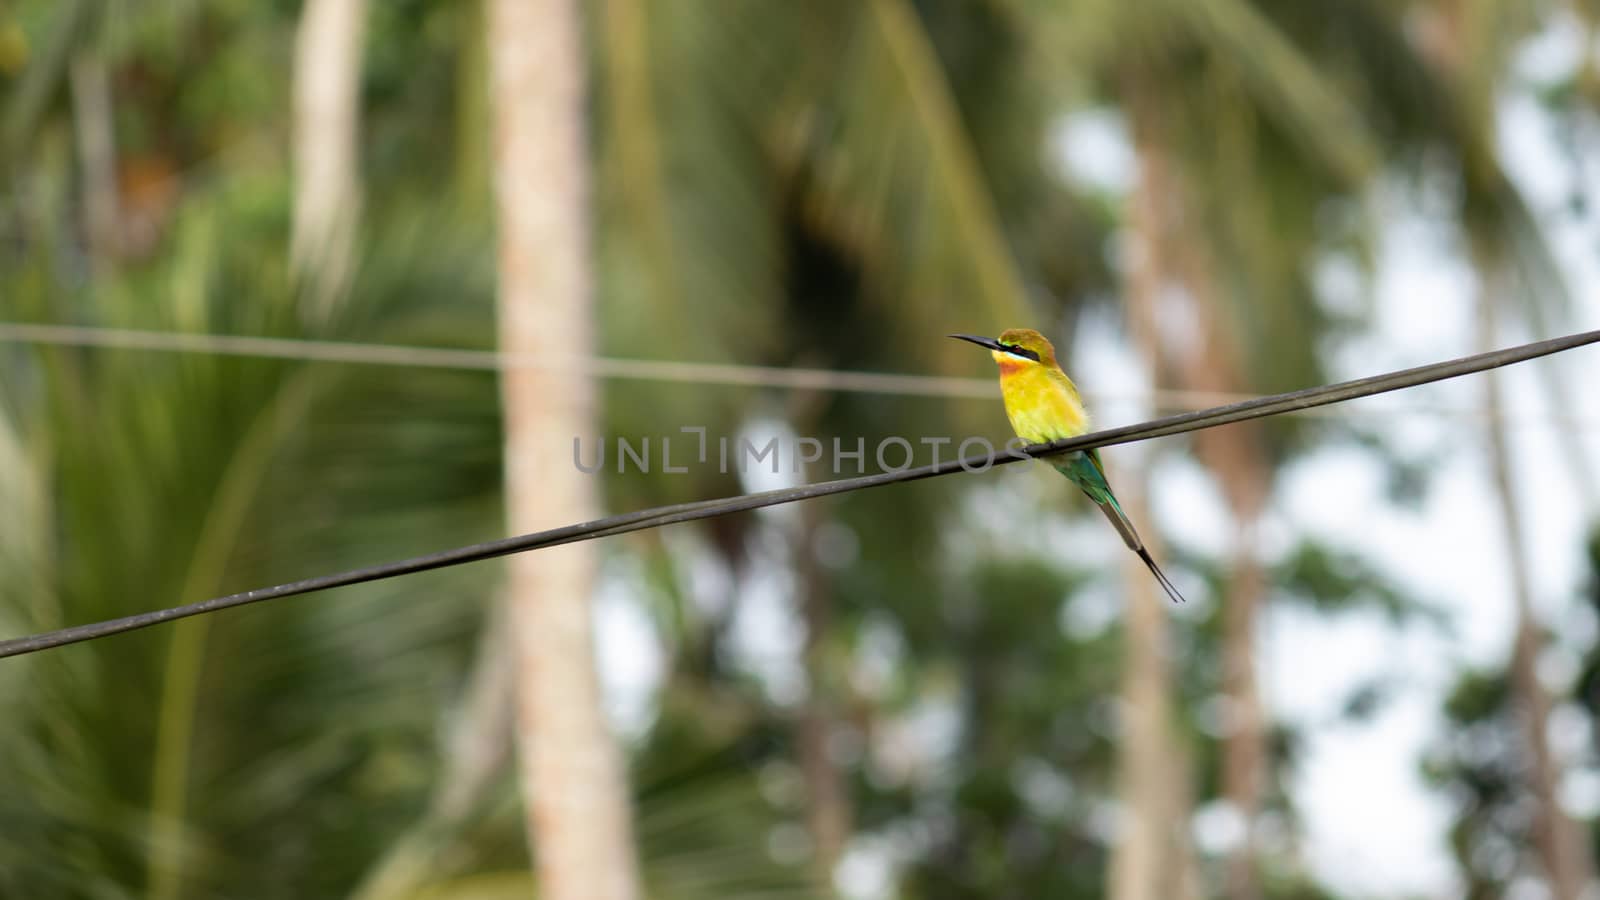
948 333 1005 352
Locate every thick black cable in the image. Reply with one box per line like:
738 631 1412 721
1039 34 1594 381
2 327 1598 660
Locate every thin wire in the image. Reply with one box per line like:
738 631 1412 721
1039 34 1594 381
3 326 1598 661
0 322 999 397
2 322 1596 428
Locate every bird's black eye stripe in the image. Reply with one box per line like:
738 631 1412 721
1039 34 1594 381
1000 343 1040 362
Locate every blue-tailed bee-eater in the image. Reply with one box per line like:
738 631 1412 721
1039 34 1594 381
951 328 1185 603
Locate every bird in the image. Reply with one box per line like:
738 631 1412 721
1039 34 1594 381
950 328 1185 603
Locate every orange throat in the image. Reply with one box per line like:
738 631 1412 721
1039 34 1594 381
995 356 1029 376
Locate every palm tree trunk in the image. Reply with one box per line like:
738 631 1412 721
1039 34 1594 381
1112 75 1201 900
1126 67 1268 900
796 497 850 888
291 0 367 308
787 387 851 889
1106 467 1201 900
1421 2 1598 890
1215 514 1267 899
1478 279 1595 900
1180 258 1271 900
487 1 643 898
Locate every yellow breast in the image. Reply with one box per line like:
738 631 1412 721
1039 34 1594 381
997 363 1090 444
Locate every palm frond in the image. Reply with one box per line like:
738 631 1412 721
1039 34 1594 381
0 174 503 897
1164 0 1379 186
785 0 1036 340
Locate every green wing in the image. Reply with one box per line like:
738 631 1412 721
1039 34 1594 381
1052 449 1116 508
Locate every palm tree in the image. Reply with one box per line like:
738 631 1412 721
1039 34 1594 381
290 0 368 310
1104 462 1202 900
1021 4 1384 893
487 0 643 897
1415 2 1598 895
0 2 813 898
1026 4 1600 894
0 191 511 900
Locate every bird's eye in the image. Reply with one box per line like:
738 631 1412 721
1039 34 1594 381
1001 343 1040 362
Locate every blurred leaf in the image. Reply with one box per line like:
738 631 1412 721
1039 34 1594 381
1274 539 1446 626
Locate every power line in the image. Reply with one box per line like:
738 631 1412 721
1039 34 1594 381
3 326 1598 661
2 322 1596 428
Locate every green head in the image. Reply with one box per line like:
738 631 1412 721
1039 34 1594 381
948 328 1060 369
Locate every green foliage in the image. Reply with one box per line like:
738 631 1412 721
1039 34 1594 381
0 163 500 896
875 556 1117 900
4 0 1593 897
1422 525 1600 899
1421 665 1524 900
1274 539 1446 626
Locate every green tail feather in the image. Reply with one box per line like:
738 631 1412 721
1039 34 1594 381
1052 451 1186 604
